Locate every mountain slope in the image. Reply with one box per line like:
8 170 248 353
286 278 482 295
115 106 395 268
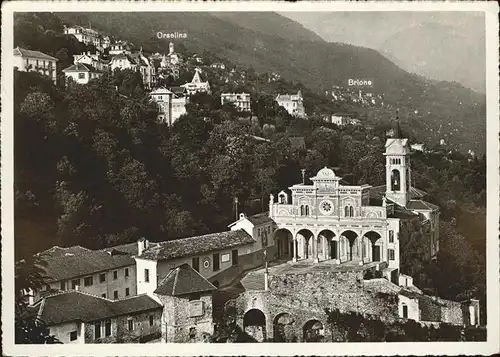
209 12 325 43
55 12 485 154
378 22 485 93
281 11 485 93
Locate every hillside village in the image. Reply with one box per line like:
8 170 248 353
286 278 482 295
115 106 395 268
13 14 487 345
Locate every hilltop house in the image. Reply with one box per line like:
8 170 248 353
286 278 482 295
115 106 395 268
220 93 251 112
181 68 211 95
150 86 188 125
275 91 306 118
73 52 110 72
109 41 132 55
64 25 101 48
13 47 58 83
324 113 360 127
62 63 104 85
110 50 154 89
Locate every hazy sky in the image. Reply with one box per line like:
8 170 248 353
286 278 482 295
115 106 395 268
280 11 485 49
280 11 485 92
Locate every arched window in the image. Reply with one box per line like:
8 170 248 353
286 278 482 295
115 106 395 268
391 169 401 191
305 205 310 216
300 205 305 216
349 206 354 217
344 206 349 217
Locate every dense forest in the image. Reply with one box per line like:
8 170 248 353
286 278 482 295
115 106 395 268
13 12 487 331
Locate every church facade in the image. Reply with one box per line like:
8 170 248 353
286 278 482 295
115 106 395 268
269 126 440 281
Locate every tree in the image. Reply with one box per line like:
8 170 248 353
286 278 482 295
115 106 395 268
15 256 61 344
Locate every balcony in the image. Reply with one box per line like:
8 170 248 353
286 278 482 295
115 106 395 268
270 203 387 222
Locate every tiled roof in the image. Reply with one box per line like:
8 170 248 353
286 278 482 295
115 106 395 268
139 230 255 261
245 212 274 226
62 63 102 73
154 264 216 296
169 86 187 95
14 47 58 61
370 185 427 200
389 205 419 220
35 291 162 325
37 245 136 282
407 200 439 211
276 92 301 102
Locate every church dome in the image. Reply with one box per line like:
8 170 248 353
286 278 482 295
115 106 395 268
316 166 336 178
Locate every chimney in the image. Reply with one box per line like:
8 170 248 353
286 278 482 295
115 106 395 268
137 237 148 256
138 239 144 256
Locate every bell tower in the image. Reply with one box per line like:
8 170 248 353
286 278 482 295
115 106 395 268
384 116 412 207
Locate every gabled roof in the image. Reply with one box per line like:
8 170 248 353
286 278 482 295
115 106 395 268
111 53 136 63
389 204 419 220
62 63 102 73
246 212 274 226
139 230 255 261
370 185 427 200
276 91 302 101
150 87 173 95
170 86 187 95
228 212 274 228
385 138 409 149
407 200 439 211
154 264 216 296
14 47 58 61
34 291 162 325
37 245 136 282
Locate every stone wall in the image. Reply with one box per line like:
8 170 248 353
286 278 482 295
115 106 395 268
156 293 214 342
210 246 276 287
234 269 399 342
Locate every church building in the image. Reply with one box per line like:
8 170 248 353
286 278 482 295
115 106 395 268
269 121 439 282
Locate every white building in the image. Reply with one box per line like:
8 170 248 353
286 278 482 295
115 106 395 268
110 50 155 89
109 41 132 55
64 25 101 48
150 87 188 125
269 121 440 282
275 91 306 118
161 42 182 67
411 143 425 152
62 63 104 85
13 47 58 83
220 93 251 112
325 113 360 127
73 52 109 72
181 68 211 95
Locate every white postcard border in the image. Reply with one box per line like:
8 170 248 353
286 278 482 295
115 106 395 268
1 1 499 356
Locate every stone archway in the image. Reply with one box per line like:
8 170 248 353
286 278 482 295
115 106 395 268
273 313 296 342
318 229 337 261
296 229 314 260
243 309 266 342
340 230 359 262
364 231 383 262
274 228 293 261
302 319 325 342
